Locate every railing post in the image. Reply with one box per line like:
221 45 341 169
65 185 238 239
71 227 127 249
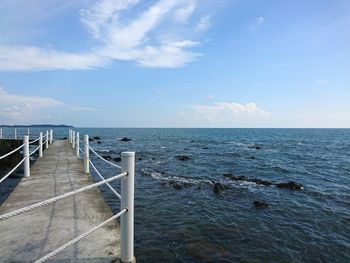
76 132 80 157
50 129 53 144
14 129 17 139
23 135 30 178
27 128 30 136
70 130 73 144
46 130 49 149
84 135 89 174
120 152 135 263
0 128 2 139
39 132 43 158
72 131 76 149
68 129 71 142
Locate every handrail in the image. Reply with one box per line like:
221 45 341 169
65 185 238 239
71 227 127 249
0 172 127 221
0 144 25 160
35 208 127 263
29 137 40 144
30 145 41 156
0 157 27 184
89 158 121 199
88 145 122 169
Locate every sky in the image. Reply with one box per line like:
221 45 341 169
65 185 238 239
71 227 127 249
0 0 349 128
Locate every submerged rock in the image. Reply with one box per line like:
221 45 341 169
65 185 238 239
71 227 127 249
89 138 94 142
276 181 303 190
119 137 132 142
97 141 101 144
176 155 191 161
253 201 268 208
102 155 112 161
113 157 121 162
248 145 262 150
93 136 101 140
213 182 228 194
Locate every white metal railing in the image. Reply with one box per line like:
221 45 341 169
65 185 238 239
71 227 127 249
67 129 135 263
0 129 53 182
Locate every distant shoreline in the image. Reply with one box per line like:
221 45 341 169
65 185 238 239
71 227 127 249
0 124 73 128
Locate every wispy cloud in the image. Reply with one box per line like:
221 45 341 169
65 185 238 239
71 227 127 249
191 102 269 120
0 87 63 124
0 0 213 71
250 16 265 30
0 87 96 124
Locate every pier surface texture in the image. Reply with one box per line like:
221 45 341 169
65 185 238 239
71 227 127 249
0 140 120 262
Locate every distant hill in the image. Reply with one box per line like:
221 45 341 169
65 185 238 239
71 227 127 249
0 124 74 128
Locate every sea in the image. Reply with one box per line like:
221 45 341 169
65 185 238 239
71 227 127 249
1 128 349 262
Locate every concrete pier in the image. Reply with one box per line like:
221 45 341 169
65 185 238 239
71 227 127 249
0 140 120 262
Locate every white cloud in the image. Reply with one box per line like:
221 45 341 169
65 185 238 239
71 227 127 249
0 87 96 124
0 0 212 71
250 16 265 30
0 87 63 124
195 15 211 32
191 102 269 120
0 45 107 71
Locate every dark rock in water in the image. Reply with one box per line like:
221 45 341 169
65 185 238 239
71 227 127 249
62 137 67 140
223 173 273 186
119 137 132 142
176 155 191 161
138 157 143 161
173 183 183 190
250 178 274 186
102 155 112 161
249 156 256 160
89 138 94 142
113 157 121 162
248 145 262 150
223 173 248 181
97 141 101 144
202 147 209 150
253 201 268 208
93 136 101 140
276 181 303 190
213 182 226 194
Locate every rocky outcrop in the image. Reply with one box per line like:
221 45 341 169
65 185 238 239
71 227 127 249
276 181 303 190
253 201 268 208
119 137 132 142
176 155 191 161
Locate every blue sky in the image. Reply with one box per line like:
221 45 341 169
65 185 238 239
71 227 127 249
0 0 349 127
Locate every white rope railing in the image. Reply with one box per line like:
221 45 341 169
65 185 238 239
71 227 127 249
29 145 41 156
88 145 122 169
35 208 127 263
0 157 27 184
0 172 127 221
0 144 25 160
29 137 40 144
89 158 121 199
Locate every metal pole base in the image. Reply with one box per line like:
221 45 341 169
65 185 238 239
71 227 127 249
119 257 136 263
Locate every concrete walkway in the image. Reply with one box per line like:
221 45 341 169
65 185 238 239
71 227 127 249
0 140 120 262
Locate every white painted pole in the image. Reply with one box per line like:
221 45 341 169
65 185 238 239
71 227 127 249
76 132 80 157
84 135 89 174
14 129 17 139
70 130 73 144
0 128 2 139
45 130 49 149
72 131 76 149
23 135 30 178
120 152 135 263
39 132 43 158
50 129 53 144
27 128 30 136
68 129 71 141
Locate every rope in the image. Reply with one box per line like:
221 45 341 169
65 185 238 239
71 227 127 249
0 157 26 184
89 146 122 169
34 209 127 263
89 159 121 199
29 137 40 144
78 139 121 169
0 172 127 220
30 145 41 156
0 144 25 160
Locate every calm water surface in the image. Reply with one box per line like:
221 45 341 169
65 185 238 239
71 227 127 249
1 128 350 262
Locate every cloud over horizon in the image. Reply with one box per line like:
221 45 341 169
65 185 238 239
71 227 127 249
0 0 212 71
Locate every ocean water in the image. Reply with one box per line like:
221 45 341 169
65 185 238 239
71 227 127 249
1 128 350 262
